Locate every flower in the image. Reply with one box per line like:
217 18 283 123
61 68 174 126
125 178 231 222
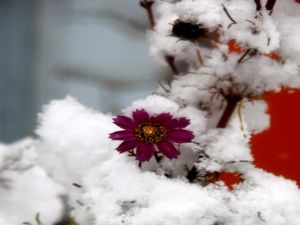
109 109 194 162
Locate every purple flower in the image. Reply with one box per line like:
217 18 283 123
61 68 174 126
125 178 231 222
109 109 194 162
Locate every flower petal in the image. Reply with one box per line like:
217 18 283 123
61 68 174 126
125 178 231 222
166 129 194 143
156 141 180 159
109 130 136 140
113 115 136 129
116 140 138 153
168 117 190 129
132 109 150 123
176 117 190 128
151 112 173 125
135 143 156 162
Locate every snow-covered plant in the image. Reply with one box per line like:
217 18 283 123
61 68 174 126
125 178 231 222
36 0 300 225
0 139 64 225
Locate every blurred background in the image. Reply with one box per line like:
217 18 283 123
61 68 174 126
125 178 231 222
0 0 168 142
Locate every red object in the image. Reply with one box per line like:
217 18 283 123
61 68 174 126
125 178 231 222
263 52 281 61
296 0 300 4
227 39 243 54
227 39 281 61
251 89 300 186
219 172 241 190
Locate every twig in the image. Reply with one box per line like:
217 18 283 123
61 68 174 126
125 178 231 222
72 183 82 188
165 55 179 75
254 0 262 11
158 81 170 93
237 49 251 64
196 49 204 66
227 160 251 164
265 0 277 14
222 4 237 26
139 0 156 28
35 213 42 225
237 100 247 137
217 95 241 128
139 1 179 75
258 212 266 222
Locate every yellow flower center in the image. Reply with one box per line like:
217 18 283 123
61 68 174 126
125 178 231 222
142 125 158 135
135 123 167 144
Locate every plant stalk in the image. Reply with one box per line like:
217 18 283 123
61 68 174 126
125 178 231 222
217 96 241 128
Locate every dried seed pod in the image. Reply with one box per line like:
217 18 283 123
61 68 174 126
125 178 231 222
172 20 209 41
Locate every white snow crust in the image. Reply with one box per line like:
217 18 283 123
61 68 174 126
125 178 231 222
36 98 300 225
34 0 300 224
0 139 64 225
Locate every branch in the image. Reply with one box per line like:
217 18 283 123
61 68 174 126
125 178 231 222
237 49 257 64
265 0 277 14
164 55 179 75
237 49 251 64
254 0 262 11
222 4 237 25
139 0 179 75
139 0 156 28
217 95 242 128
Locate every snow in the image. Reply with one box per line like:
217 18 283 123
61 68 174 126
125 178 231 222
242 100 270 134
124 94 180 116
124 94 207 136
230 168 300 225
36 96 116 186
22 0 300 224
76 160 229 225
0 139 64 225
36 97 300 225
273 0 300 63
173 0 223 27
225 10 280 53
